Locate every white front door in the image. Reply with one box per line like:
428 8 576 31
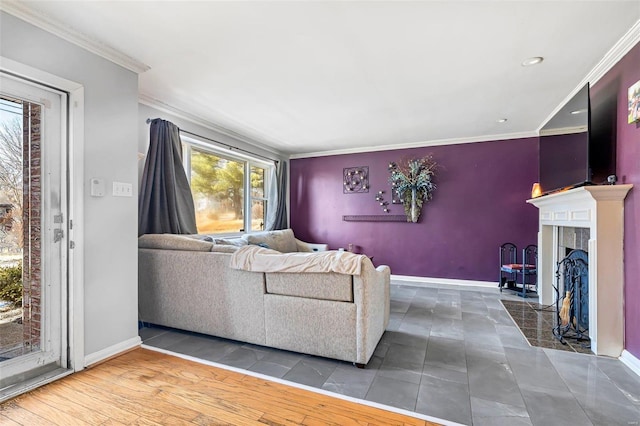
0 73 68 396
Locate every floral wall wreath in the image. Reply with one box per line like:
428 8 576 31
388 155 438 222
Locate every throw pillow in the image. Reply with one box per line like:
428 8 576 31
243 229 298 253
210 244 239 253
214 237 248 247
187 234 214 242
138 234 214 252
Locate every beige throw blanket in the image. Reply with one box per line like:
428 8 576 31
229 245 365 275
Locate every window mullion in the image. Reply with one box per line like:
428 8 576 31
244 161 251 233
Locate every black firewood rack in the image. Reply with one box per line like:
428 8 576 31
499 243 538 298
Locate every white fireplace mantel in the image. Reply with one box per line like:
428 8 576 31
527 184 632 357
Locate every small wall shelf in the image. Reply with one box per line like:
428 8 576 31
342 215 407 222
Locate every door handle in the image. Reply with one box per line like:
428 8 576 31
54 229 64 243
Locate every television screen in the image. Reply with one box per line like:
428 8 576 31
589 80 617 185
539 84 590 194
539 131 589 193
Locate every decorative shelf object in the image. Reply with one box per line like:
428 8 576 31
343 166 369 193
629 79 640 124
342 215 407 222
388 155 438 222
390 189 403 205
374 190 390 213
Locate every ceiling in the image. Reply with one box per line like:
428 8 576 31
8 1 640 156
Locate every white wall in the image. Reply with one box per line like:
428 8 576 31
0 12 139 359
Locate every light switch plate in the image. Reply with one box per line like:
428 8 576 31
113 182 133 197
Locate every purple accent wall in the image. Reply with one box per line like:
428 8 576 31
593 42 640 358
290 137 539 282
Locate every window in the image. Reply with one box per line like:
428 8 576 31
182 137 271 235
251 166 266 231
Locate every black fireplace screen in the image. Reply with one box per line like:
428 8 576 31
553 249 589 346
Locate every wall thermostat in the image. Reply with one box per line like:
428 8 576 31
90 178 105 197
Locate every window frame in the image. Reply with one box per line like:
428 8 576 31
181 134 273 236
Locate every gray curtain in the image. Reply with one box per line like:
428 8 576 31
266 160 288 231
138 119 197 236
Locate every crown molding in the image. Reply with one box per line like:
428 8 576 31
586 18 640 86
538 18 640 133
139 93 283 158
0 1 150 74
539 125 587 137
288 130 538 159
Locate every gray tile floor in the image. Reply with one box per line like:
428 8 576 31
140 282 640 426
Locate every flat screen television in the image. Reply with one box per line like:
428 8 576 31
538 83 616 195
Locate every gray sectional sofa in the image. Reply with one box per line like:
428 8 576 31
138 231 390 366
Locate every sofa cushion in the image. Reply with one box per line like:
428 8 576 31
243 229 298 253
265 272 353 302
264 294 357 362
138 234 214 251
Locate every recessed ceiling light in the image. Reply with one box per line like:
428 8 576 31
497 118 508 123
521 56 544 67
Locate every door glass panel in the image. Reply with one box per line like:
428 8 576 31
0 74 67 396
0 96 30 360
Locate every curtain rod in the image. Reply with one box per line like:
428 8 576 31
146 118 278 163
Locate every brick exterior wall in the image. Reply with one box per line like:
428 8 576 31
22 102 41 352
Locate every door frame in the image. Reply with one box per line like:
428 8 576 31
1 56 84 373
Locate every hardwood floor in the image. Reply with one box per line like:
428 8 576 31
0 348 442 425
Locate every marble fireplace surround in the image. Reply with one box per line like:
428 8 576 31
528 184 632 357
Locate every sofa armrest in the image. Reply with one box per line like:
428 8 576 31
375 265 391 327
353 260 391 364
295 238 329 252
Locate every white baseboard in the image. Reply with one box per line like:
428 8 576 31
84 336 142 368
391 274 497 289
620 350 640 377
